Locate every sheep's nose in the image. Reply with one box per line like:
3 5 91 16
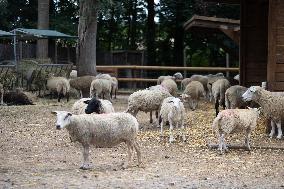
56 125 61 130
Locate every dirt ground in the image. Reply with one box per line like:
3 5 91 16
1 95 284 188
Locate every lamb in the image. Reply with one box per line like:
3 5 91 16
69 75 96 98
126 89 172 123
71 97 115 115
111 77 118 99
89 78 112 101
225 85 249 109
0 83 4 105
211 78 230 116
181 81 205 110
159 97 186 143
46 75 70 102
52 111 141 169
242 86 284 139
161 79 178 96
212 108 260 154
157 72 183 85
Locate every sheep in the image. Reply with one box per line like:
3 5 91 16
95 73 112 80
159 97 186 143
69 75 96 98
181 78 191 90
52 111 142 169
111 77 118 99
234 74 240 82
46 76 70 102
157 72 183 85
211 78 230 116
69 70 77 79
161 79 178 96
71 97 115 115
207 75 225 101
212 108 260 154
0 83 4 105
242 86 284 139
3 88 35 105
190 75 209 97
89 78 112 101
181 81 205 110
225 85 249 109
126 89 172 123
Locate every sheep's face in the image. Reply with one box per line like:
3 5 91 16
242 86 259 101
181 94 191 102
51 111 72 130
84 98 102 114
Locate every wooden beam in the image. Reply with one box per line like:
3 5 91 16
220 28 240 44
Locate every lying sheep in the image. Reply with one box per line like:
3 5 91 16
161 79 178 96
212 108 260 154
126 89 172 123
46 75 70 102
89 78 112 101
0 83 4 105
3 88 35 105
52 111 141 169
225 85 249 109
71 97 114 115
181 81 205 110
69 75 96 98
242 86 284 139
159 97 186 143
157 72 183 85
111 77 118 99
211 78 230 116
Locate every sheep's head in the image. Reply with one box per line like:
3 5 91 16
173 72 183 80
242 86 261 101
181 93 191 102
84 97 103 114
51 111 72 130
168 97 181 109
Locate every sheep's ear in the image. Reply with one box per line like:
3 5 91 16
51 111 57 115
67 112 72 117
84 100 90 104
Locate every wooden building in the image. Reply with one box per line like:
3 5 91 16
203 0 284 91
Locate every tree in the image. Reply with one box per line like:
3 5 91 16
37 0 50 59
77 0 99 77
146 0 156 65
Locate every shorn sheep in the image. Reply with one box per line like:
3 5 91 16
212 108 260 154
242 86 284 139
181 81 205 110
46 76 70 102
52 111 142 170
126 89 172 123
225 85 249 109
69 75 96 98
159 97 186 143
89 78 112 101
211 78 230 116
71 97 114 115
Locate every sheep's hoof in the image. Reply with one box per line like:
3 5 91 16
269 133 274 138
276 135 282 139
80 164 92 170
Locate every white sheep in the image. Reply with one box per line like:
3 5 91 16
69 75 96 98
225 85 249 109
95 73 112 80
46 76 70 102
242 86 284 139
157 72 183 85
126 89 172 123
233 74 240 82
71 97 114 115
160 97 186 143
52 111 142 169
0 83 4 105
212 108 260 154
69 70 77 79
181 81 205 110
211 78 230 116
161 79 178 96
89 78 112 101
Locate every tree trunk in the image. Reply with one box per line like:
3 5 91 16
173 1 184 67
146 0 156 66
37 0 49 59
77 0 98 76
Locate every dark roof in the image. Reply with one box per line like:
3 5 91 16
12 28 77 39
0 30 15 38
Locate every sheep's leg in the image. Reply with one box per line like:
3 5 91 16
80 90 83 98
276 121 283 139
114 89 117 99
160 119 164 138
169 119 174 143
122 141 134 169
149 111 153 123
0 92 3 105
269 120 276 138
219 133 226 154
245 128 252 151
80 145 91 170
133 141 142 166
180 118 186 142
215 99 219 117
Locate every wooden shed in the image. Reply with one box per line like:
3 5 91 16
204 0 284 91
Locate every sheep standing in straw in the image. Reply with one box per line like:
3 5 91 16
52 111 141 170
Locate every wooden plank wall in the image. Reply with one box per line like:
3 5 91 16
267 0 284 91
240 0 268 87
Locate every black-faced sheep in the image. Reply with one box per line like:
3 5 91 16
3 88 35 105
212 108 260 154
52 111 142 169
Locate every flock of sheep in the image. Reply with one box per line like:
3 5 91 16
1 69 284 170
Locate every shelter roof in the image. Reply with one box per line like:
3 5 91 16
0 30 15 38
12 28 77 39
